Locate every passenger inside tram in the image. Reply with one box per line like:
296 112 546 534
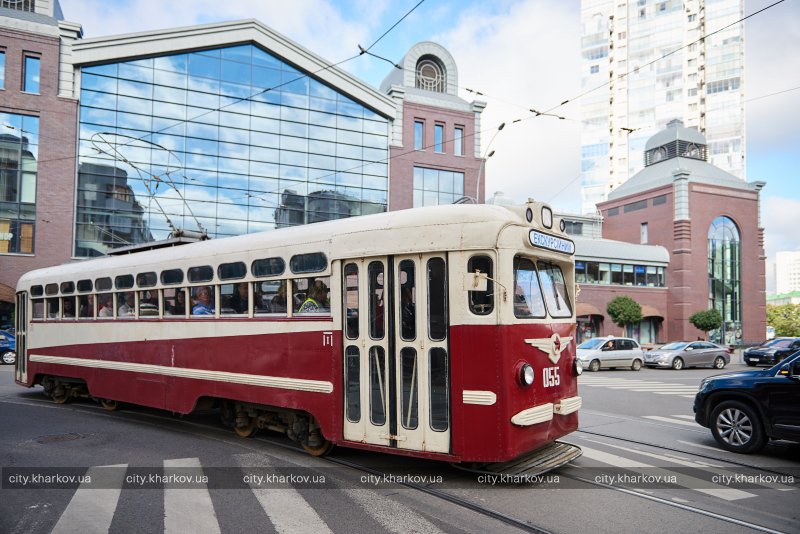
192 286 215 315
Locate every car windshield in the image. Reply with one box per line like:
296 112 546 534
770 339 794 348
578 338 605 349
660 342 689 350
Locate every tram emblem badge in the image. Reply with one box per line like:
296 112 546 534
524 333 573 364
322 331 334 347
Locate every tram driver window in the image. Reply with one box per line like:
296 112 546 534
513 257 546 318
468 255 494 315
537 261 573 318
294 277 331 315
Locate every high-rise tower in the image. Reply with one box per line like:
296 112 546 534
579 0 745 214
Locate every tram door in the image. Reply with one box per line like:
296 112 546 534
14 292 27 384
342 255 451 453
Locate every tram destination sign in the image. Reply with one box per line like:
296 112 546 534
529 230 575 255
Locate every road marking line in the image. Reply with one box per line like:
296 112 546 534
643 416 699 427
164 458 220 534
51 464 127 534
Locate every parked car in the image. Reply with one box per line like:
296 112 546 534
576 336 645 372
743 337 800 367
0 330 15 365
644 341 730 370
694 352 800 453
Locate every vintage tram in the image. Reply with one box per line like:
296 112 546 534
14 202 582 472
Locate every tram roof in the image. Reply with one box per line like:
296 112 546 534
18 204 536 287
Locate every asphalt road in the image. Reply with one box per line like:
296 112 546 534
1 363 797 534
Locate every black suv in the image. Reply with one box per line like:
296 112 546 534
694 352 800 453
743 337 800 366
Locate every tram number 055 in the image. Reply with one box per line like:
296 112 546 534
543 367 560 388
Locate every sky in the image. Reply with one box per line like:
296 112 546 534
59 0 800 291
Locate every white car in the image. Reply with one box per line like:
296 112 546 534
577 337 645 372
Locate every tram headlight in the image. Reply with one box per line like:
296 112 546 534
519 363 535 386
573 358 584 376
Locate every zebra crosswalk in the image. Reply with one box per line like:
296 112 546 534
579 375 699 398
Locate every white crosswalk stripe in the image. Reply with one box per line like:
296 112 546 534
51 464 127 534
579 376 699 396
164 458 220 534
643 415 700 427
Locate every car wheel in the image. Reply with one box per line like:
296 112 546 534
589 359 601 372
631 359 642 371
709 400 766 453
671 357 684 370
713 356 726 369
0 351 15 365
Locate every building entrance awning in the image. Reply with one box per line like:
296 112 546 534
641 305 665 318
576 302 603 317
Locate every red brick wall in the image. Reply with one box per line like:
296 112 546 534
576 284 669 341
0 27 79 300
389 101 483 210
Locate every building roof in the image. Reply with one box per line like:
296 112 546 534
608 156 756 200
71 19 395 118
0 6 58 26
645 119 706 151
574 236 669 265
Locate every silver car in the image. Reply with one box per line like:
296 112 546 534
577 337 645 372
644 341 730 370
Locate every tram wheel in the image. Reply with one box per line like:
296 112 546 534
101 399 119 411
52 388 70 404
302 439 333 457
233 418 258 438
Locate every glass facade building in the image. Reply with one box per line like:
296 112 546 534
76 44 389 256
708 215 741 345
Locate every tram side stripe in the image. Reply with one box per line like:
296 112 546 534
29 354 334 393
51 464 127 534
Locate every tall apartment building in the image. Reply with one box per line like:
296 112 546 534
580 0 745 213
775 251 800 294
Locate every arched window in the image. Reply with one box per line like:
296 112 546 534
415 56 446 93
708 216 741 345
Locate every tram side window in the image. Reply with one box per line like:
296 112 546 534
46 298 58 319
513 257 546 318
191 286 215 316
368 262 384 339
163 288 187 316
255 280 287 315
427 258 447 341
97 293 114 318
294 276 330 315
400 348 419 429
79 294 95 318
220 282 249 315
138 290 158 316
117 291 136 318
429 347 449 432
468 255 494 315
344 264 359 339
32 299 44 319
61 296 76 318
537 261 573 318
345 346 360 423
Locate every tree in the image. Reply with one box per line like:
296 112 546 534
606 296 642 336
689 309 722 339
767 304 800 337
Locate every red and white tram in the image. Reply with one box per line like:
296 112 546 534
14 202 582 471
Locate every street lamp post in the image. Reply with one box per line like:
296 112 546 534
476 122 504 203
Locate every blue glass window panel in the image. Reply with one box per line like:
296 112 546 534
80 106 112 126
308 168 333 181
221 81 251 100
185 153 218 170
187 122 219 140
117 78 152 98
309 97 337 113
154 69 187 89
252 47 281 69
116 95 152 115
118 63 153 84
219 141 249 159
309 154 335 170
154 54 187 73
337 100 363 118
362 189 387 203
434 124 443 152
116 111 152 132
251 100 279 119
153 117 186 135
153 85 186 104
413 167 423 189
252 66 282 90
309 125 336 142
281 121 308 138
423 168 437 189
362 176 386 190
153 101 186 120
190 110 219 126
219 173 249 191
338 115 363 132
309 111 336 128
439 171 454 194
336 157 360 172
363 133 387 149
337 144 362 160
188 53 221 79
251 116 279 133
364 119 387 136
218 157 249 175
280 136 308 152
248 205 276 222
362 161 386 177
337 130 361 145
219 111 247 129
82 73 117 93
280 107 308 123
280 150 308 167
249 177 280 194
454 173 464 195
363 147 385 162
83 63 118 77
81 89 115 109
221 45 252 64
220 96 250 115
186 137 218 155
188 75 220 95
250 161 279 178
309 139 335 156
250 131 279 149
0 52 5 89
280 165 307 180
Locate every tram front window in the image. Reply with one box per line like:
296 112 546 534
513 257 546 318
538 261 573 318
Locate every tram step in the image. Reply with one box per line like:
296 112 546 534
454 441 582 478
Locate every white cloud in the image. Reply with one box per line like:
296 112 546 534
762 196 800 292
434 1 582 212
